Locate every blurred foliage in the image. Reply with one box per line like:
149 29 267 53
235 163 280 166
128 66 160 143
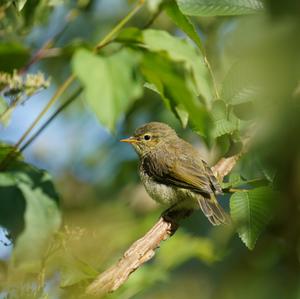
0 0 300 298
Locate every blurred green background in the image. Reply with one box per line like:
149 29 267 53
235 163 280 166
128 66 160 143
0 0 300 298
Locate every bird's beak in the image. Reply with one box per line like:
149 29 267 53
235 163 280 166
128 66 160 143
120 136 138 143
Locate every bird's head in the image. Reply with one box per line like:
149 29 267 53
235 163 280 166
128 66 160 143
120 122 177 156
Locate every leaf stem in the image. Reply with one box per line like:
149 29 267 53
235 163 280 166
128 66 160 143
204 55 220 100
95 0 145 51
0 0 145 170
20 87 83 153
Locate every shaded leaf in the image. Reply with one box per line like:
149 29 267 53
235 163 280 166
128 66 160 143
230 186 278 249
72 48 143 131
211 100 239 138
0 43 30 72
115 27 143 45
12 181 61 271
141 52 211 137
164 0 204 52
60 255 98 287
222 173 245 189
177 0 264 16
143 29 213 104
158 230 217 268
0 159 61 271
221 60 263 106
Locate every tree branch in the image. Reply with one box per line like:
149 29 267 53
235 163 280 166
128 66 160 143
85 137 251 297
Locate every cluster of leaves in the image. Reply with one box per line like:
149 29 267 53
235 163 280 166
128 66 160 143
72 0 276 250
1 0 296 297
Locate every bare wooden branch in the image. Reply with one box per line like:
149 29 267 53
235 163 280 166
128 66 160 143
86 141 250 297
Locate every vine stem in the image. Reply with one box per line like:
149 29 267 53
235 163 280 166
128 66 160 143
0 0 145 170
204 55 220 100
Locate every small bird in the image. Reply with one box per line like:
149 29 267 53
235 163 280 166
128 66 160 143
121 122 228 225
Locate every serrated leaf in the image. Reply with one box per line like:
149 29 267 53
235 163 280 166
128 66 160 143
221 60 263 106
211 100 239 138
177 0 264 16
72 48 143 131
165 0 204 52
230 186 278 250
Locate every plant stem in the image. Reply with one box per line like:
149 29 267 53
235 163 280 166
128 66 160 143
204 55 220 100
20 87 83 152
95 0 145 51
0 0 145 170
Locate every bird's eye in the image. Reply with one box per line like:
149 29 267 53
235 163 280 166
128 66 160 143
144 134 151 141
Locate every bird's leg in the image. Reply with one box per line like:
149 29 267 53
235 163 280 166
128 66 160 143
161 204 194 235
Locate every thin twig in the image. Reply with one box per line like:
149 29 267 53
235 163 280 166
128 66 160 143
20 87 83 152
0 0 145 170
85 139 251 296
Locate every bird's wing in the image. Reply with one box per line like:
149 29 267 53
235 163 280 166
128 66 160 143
165 157 213 196
143 149 213 197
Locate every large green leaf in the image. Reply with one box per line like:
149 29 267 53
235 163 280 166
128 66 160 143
221 60 263 106
72 49 143 131
0 159 61 271
12 181 61 271
142 52 212 137
177 0 264 16
230 186 277 250
164 0 204 52
143 29 213 104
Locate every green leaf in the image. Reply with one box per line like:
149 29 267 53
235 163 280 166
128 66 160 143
222 173 246 189
221 60 263 106
158 230 217 268
147 0 164 12
211 100 239 138
176 0 264 16
0 161 61 271
15 0 27 10
72 49 143 131
60 255 98 287
115 27 143 45
141 52 211 137
143 29 213 104
230 186 278 250
12 182 61 271
164 0 204 52
0 43 30 72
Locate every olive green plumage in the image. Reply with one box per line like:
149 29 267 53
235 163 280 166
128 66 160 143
121 122 228 225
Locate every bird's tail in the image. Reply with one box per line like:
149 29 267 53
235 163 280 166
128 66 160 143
197 194 229 225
